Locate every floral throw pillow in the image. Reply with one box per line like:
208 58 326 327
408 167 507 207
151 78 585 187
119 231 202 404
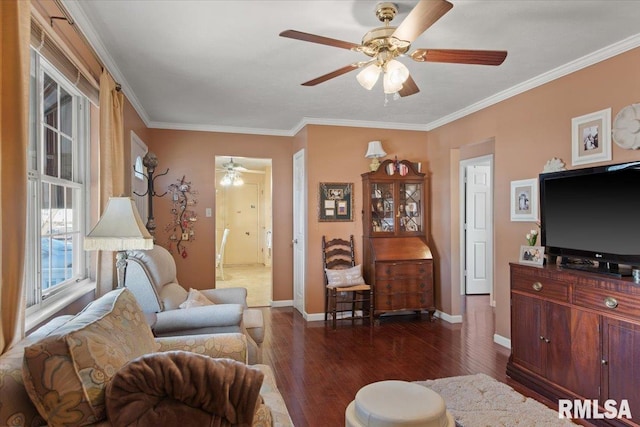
179 288 215 309
325 265 366 288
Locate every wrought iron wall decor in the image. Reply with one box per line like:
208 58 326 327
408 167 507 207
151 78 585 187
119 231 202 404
133 152 168 239
165 176 198 258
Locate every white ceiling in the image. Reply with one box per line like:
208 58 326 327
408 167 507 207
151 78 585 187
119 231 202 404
63 0 640 137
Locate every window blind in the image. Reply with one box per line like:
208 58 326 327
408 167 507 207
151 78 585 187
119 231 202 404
30 18 99 105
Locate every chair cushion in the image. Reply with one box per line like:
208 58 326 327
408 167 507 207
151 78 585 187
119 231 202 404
325 264 366 288
22 288 158 426
179 288 215 309
160 282 189 310
127 245 178 300
243 308 265 344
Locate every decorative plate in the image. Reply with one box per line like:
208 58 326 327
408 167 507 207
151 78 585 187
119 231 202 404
612 103 640 150
385 162 395 175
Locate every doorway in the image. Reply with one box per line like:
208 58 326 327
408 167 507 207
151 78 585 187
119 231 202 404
215 156 273 307
292 149 306 315
460 155 494 303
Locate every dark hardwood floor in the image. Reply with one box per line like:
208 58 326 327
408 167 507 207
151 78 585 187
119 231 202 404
260 295 538 427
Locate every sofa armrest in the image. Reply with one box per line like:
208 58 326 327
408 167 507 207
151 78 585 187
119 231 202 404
200 287 248 307
153 303 244 334
155 332 248 363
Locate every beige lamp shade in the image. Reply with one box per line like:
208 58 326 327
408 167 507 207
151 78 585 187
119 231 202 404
84 197 153 251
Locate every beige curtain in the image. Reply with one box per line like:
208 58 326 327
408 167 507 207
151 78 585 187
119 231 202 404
96 70 125 296
0 0 31 354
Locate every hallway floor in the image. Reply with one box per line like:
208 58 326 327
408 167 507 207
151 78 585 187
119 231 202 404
216 264 272 307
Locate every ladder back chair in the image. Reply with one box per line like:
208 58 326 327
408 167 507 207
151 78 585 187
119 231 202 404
322 235 374 329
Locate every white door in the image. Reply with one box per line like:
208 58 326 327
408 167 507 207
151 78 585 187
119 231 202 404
463 159 493 295
130 132 148 225
225 183 260 264
293 149 306 315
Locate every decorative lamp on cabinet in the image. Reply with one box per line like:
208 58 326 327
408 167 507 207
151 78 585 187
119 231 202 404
365 140 387 171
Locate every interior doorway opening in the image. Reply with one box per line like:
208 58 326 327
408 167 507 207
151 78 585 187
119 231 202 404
215 156 273 307
460 154 494 305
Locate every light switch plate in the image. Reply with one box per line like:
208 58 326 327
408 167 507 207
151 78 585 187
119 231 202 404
205 208 212 217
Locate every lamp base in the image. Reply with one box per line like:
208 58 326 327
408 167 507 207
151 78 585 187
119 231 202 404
115 251 128 289
369 158 382 171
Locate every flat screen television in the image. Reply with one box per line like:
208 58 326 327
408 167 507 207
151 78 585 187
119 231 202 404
539 161 640 276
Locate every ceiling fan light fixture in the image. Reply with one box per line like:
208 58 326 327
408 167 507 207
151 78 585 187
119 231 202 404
356 63 381 90
386 59 409 84
383 59 409 94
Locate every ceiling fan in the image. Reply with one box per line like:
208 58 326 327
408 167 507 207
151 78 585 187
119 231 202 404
216 158 265 186
279 0 507 97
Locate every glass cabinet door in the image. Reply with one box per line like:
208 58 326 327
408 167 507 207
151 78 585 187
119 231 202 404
399 182 422 233
370 182 394 233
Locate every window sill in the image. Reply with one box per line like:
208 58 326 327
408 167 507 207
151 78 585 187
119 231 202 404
25 280 96 333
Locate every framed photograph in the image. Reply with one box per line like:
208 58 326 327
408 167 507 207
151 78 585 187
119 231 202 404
510 178 538 221
519 245 545 266
571 108 612 166
319 182 353 222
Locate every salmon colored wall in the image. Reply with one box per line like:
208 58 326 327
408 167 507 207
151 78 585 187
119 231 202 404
427 47 640 341
303 125 428 315
146 130 294 302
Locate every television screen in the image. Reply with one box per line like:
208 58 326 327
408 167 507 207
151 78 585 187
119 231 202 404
540 162 640 267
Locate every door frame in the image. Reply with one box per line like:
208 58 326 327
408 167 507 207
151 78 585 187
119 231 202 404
459 154 495 305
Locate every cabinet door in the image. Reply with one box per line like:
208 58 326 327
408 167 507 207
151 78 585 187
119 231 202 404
602 317 640 418
370 182 395 234
511 293 544 376
398 182 422 234
545 304 600 400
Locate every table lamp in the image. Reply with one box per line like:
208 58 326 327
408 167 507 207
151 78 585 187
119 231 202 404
365 140 387 171
84 197 154 288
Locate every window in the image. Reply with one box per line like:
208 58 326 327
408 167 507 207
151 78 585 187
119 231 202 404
25 49 90 315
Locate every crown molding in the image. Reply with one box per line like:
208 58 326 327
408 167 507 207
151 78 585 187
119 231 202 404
425 33 640 131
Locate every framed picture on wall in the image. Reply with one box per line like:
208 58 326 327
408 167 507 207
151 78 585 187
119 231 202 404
510 178 538 221
319 182 353 222
571 108 612 166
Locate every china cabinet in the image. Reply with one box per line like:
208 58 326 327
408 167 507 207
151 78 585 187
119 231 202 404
361 159 434 318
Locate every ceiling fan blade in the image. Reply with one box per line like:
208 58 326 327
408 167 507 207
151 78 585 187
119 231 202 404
301 64 360 86
279 30 360 50
392 0 453 43
410 49 507 65
398 75 420 97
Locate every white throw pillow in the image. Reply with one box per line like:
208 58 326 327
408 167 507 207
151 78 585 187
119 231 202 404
179 288 215 309
325 264 366 288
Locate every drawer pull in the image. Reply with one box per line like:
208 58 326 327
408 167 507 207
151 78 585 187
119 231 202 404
601 359 608 365
604 296 618 309
532 282 543 292
539 336 545 341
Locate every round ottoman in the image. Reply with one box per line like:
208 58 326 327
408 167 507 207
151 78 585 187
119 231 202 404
345 380 455 427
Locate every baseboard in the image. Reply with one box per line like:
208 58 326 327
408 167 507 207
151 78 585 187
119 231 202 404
305 312 324 322
435 310 463 324
493 333 511 349
270 299 293 308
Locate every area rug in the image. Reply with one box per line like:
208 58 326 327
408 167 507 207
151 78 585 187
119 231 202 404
414 373 575 426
